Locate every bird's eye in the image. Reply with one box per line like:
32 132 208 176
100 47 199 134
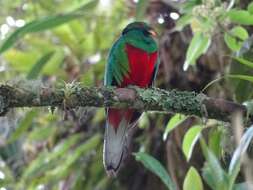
142 30 150 36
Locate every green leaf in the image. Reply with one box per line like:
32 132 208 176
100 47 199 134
73 0 99 12
61 134 101 167
184 32 211 70
183 167 203 190
42 134 101 182
3 50 40 72
224 27 249 51
42 49 65 75
26 51 54 79
227 10 253 25
163 114 186 141
180 0 201 13
227 74 253 83
175 15 193 31
208 127 223 158
232 27 249 40
229 126 253 188
22 134 82 179
243 100 253 118
135 0 149 20
7 110 38 144
232 57 253 68
248 2 253 14
0 13 82 54
138 112 150 129
27 126 56 142
182 125 202 161
200 138 228 190
202 165 217 189
202 74 253 92
134 152 176 190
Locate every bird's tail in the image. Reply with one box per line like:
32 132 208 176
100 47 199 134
103 108 135 177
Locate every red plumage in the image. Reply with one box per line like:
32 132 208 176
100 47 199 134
121 44 158 87
108 44 158 129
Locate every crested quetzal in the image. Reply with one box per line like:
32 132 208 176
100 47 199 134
103 21 159 176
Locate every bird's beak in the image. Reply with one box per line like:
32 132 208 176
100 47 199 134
149 29 157 37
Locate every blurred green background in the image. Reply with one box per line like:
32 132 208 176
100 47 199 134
1 0 253 190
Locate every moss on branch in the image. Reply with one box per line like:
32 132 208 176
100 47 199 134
0 81 249 122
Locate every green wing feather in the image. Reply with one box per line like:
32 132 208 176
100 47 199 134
105 36 129 86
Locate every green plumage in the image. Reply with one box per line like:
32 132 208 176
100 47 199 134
105 38 129 85
103 22 159 175
105 23 158 86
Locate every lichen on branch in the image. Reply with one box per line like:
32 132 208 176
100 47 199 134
0 80 249 122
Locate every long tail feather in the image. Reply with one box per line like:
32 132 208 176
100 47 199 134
103 108 138 176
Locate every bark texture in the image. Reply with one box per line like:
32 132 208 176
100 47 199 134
0 82 249 122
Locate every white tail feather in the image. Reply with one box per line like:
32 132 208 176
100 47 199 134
103 117 131 176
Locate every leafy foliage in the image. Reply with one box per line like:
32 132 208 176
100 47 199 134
1 0 253 190
134 152 176 190
183 167 203 190
163 114 186 141
182 125 202 161
0 0 129 189
184 32 211 70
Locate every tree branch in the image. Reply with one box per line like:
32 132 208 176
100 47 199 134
0 81 250 122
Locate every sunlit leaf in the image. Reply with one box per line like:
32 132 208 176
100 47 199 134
184 32 211 70
134 152 176 190
224 26 249 51
4 50 40 72
190 17 215 34
42 49 65 75
248 2 253 14
182 125 202 161
138 112 150 129
208 127 223 158
26 51 54 79
27 126 56 142
163 114 186 141
0 13 83 54
227 10 253 25
232 26 249 40
175 15 192 31
73 0 99 12
183 167 203 190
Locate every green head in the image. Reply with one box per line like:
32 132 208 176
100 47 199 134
122 22 157 37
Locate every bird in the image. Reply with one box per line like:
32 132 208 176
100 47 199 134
103 21 159 176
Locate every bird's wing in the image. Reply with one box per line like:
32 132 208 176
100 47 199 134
104 37 129 86
149 56 160 86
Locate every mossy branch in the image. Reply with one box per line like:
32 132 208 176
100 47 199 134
0 81 249 122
